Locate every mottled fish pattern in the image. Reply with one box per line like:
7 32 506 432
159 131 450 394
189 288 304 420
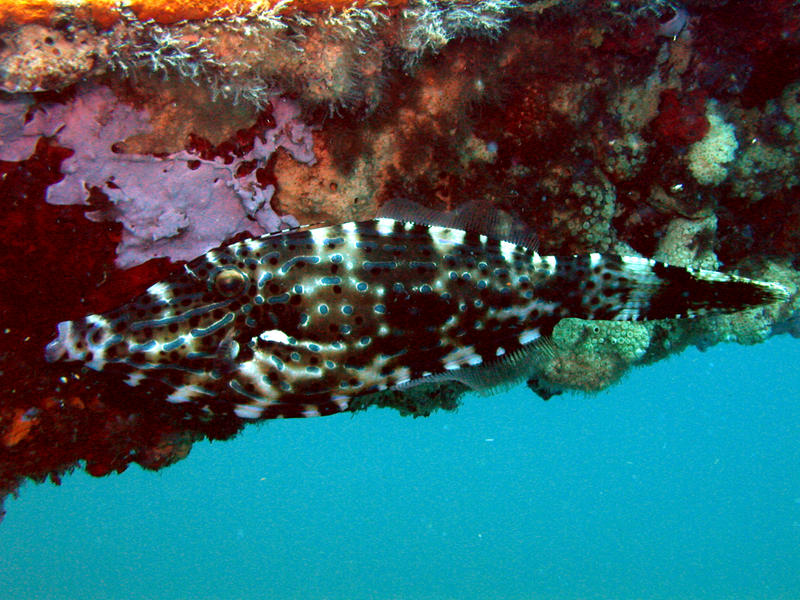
45 204 788 419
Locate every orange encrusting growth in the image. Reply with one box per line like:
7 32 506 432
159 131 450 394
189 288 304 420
0 0 411 26
1 408 38 447
0 0 56 24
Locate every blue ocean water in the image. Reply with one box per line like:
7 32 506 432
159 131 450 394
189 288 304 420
1 335 798 600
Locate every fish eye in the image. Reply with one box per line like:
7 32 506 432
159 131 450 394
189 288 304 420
213 267 247 297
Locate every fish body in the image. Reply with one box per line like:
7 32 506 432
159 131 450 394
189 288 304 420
45 205 788 419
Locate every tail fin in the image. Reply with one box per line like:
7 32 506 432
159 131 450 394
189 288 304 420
640 260 789 320
537 254 789 322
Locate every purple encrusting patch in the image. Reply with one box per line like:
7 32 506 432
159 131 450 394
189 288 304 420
0 95 64 161
0 85 312 268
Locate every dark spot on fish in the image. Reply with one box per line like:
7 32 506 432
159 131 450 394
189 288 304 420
498 292 513 309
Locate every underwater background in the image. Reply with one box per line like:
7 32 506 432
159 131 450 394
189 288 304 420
1 335 798 600
1 2 799 598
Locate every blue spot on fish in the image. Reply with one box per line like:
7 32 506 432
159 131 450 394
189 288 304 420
130 340 157 352
191 312 235 337
162 337 185 351
280 255 320 274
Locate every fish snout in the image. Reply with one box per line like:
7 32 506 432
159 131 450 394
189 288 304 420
44 319 109 364
45 321 76 363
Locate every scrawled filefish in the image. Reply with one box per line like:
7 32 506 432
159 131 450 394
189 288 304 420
45 201 788 419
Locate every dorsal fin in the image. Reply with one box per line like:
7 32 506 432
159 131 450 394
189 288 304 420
258 220 330 239
378 199 539 250
397 337 557 395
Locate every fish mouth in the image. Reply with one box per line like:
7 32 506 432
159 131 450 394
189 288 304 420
44 321 85 363
45 321 71 363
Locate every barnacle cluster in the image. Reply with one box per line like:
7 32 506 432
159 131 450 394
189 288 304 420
543 319 652 393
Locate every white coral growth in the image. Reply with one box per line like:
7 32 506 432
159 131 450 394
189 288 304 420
402 0 519 60
687 101 738 186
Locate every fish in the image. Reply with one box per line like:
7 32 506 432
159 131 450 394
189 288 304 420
45 201 789 419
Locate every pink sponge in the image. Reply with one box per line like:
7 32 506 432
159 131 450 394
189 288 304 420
0 95 63 161
1 85 314 268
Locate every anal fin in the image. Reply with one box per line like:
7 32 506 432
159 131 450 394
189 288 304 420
397 338 557 395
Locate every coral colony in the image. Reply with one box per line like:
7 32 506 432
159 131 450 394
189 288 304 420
0 0 799 515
